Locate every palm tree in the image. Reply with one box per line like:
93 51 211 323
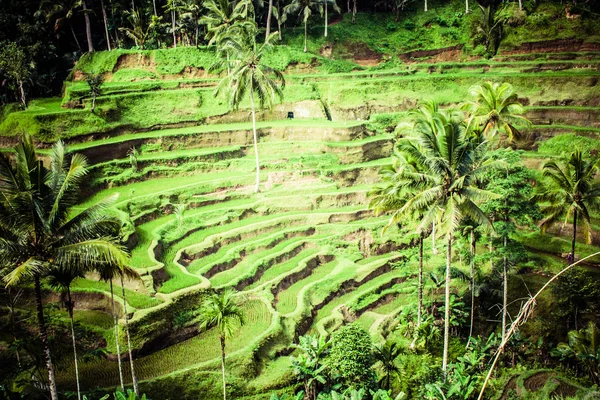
395 101 498 374
47 264 86 400
283 0 323 52
0 137 129 400
201 0 256 75
535 151 600 260
369 151 439 330
165 0 185 47
464 81 530 145
373 340 402 390
199 288 245 400
215 33 285 193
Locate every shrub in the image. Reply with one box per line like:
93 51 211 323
327 324 376 391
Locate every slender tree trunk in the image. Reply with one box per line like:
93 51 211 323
352 0 357 23
324 0 328 37
277 0 282 40
432 219 438 255
571 209 577 261
82 0 94 52
34 276 59 400
304 20 308 52
70 24 82 52
465 0 469 13
100 0 112 51
153 0 157 15
92 95 96 112
220 335 227 400
442 237 452 375
195 12 199 47
424 0 428 11
502 234 508 343
250 87 260 193
18 80 26 108
172 10 177 48
347 0 350 13
417 233 424 328
110 280 125 392
67 289 82 400
120 276 139 396
468 229 476 345
265 0 274 40
518 0 522 10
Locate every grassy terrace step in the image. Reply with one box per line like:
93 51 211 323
188 226 317 277
55 299 271 390
312 266 413 336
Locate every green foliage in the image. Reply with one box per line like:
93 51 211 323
538 134 600 157
327 324 376 391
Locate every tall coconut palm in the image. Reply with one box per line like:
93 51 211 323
200 0 256 75
464 81 530 145
47 264 86 400
0 137 129 400
199 288 245 400
395 101 499 374
215 33 285 193
369 149 439 330
535 151 600 260
283 0 324 52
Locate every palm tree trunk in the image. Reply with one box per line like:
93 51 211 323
265 0 274 40
432 219 438 255
571 209 577 261
417 233 423 328
250 87 260 193
442 237 452 375
465 0 469 13
67 289 82 400
34 276 59 400
468 229 476 345
100 0 112 51
82 0 94 52
153 0 158 15
502 234 508 343
220 335 227 400
424 0 428 11
304 20 308 52
352 0 357 23
120 275 139 396
324 0 328 37
172 10 177 48
518 0 522 10
277 0 282 40
110 280 125 392
195 11 199 47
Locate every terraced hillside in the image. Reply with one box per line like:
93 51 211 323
2 32 600 398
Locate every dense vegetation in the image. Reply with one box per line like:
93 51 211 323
1 0 600 399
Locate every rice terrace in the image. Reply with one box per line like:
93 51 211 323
1 0 600 399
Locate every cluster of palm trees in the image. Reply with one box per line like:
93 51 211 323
0 138 140 400
370 81 600 375
208 0 286 193
42 0 346 54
